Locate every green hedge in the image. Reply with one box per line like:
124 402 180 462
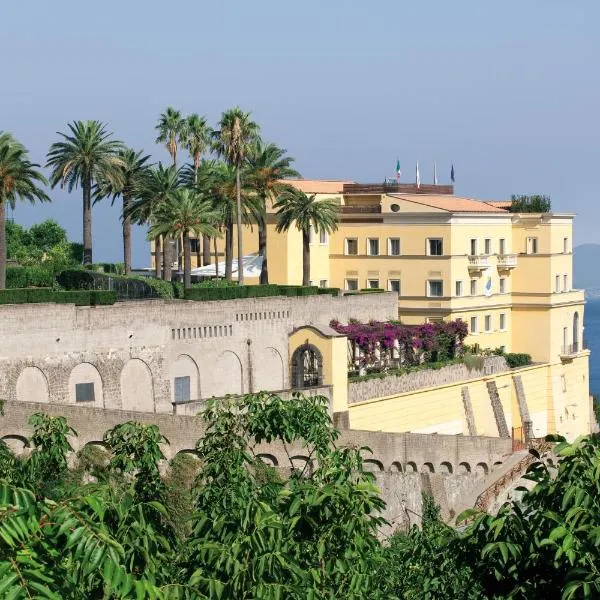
0 288 115 306
184 285 337 302
6 266 55 288
505 353 532 368
56 269 95 289
57 269 183 300
345 288 386 296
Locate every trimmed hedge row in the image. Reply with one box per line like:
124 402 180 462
0 288 116 306
6 266 55 289
57 269 184 299
505 353 532 368
345 288 386 296
184 285 339 301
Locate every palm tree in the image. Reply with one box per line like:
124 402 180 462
212 108 260 284
246 141 299 284
155 107 185 167
274 189 339 286
197 161 238 280
126 164 181 279
46 121 124 265
96 148 150 274
181 114 212 267
149 189 219 289
0 133 50 288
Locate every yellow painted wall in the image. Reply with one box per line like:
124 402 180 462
347 355 592 442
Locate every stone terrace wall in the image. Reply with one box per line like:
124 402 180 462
0 401 513 530
1 401 511 472
348 356 508 404
0 293 396 413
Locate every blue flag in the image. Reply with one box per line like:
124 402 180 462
450 164 455 183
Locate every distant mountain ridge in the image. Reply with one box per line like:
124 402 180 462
574 244 600 297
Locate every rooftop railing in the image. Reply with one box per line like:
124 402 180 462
342 182 454 195
339 205 382 214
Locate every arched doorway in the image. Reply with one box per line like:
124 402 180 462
291 344 323 389
573 312 579 352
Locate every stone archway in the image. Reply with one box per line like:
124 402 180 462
291 344 323 389
16 366 49 404
68 363 104 408
120 359 154 412
254 347 285 392
171 354 200 404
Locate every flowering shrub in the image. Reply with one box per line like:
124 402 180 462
330 319 469 372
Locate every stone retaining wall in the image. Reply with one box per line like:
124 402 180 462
348 356 508 404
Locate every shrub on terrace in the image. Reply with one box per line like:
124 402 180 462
330 319 469 368
509 194 551 213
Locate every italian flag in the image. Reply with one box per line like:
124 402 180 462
396 159 401 181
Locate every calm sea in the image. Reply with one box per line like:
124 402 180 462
585 298 600 397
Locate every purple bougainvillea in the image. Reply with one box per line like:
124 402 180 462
330 318 468 369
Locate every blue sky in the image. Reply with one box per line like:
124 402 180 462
2 0 599 266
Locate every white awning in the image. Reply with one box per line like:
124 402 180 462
190 254 263 278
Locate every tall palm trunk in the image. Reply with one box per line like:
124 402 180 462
154 236 162 278
236 165 244 284
178 233 184 271
82 173 93 265
0 199 6 290
122 194 132 275
214 234 219 278
163 237 172 281
258 207 268 284
195 237 202 268
302 228 310 286
203 235 211 266
183 231 191 289
225 215 233 280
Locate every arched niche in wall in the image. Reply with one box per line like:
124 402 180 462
68 363 104 408
16 366 49 404
171 354 200 405
254 346 285 392
207 351 243 398
120 358 154 412
291 343 323 389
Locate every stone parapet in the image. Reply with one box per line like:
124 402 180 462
348 356 508 404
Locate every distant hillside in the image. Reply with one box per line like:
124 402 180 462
574 244 600 295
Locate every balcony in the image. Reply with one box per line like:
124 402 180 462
467 255 491 271
560 342 583 360
497 254 518 270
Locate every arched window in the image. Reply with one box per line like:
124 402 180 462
573 312 579 352
291 344 323 389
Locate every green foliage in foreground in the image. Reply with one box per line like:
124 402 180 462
1 398 599 598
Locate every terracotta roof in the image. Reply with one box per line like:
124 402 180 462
280 179 352 194
388 194 508 213
484 201 512 210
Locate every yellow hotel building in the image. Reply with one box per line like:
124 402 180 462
171 181 584 363
153 180 592 440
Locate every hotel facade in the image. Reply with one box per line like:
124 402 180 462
148 181 591 440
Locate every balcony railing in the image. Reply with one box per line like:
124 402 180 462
497 254 518 269
468 255 491 270
560 343 581 358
